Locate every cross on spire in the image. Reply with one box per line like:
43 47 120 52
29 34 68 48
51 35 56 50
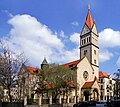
88 4 90 10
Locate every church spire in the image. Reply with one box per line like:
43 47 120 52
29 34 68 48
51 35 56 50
41 57 49 70
85 6 94 29
42 57 48 64
80 7 99 78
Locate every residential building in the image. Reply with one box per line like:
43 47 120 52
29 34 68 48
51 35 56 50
99 72 116 100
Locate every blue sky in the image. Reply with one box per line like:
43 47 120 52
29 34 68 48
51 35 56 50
0 0 120 74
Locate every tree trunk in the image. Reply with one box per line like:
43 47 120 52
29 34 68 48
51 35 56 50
8 88 12 102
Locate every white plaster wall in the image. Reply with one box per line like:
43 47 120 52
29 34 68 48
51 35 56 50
91 45 99 66
92 81 100 94
92 66 99 78
91 34 98 46
80 45 91 62
76 57 95 94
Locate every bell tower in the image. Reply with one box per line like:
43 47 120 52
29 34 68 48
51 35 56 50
80 7 99 78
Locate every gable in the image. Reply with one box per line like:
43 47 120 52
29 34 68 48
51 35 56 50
77 57 94 71
92 24 98 35
76 57 95 86
82 76 99 89
92 80 99 89
81 24 90 36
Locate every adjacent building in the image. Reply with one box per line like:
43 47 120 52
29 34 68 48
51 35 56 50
99 72 116 100
18 64 40 99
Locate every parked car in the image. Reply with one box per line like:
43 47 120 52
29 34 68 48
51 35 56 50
73 101 89 107
96 100 107 107
73 101 96 107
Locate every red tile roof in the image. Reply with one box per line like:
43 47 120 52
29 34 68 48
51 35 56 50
85 10 94 29
26 66 39 74
63 59 81 68
99 71 109 78
82 76 99 89
45 84 54 89
82 81 93 88
37 81 74 90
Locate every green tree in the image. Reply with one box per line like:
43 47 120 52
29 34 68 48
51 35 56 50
36 65 75 100
35 69 50 96
113 69 120 97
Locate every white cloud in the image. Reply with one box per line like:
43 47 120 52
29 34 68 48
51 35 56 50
99 28 120 63
99 49 113 63
3 14 79 66
70 33 80 45
59 30 67 39
99 28 120 48
71 21 79 26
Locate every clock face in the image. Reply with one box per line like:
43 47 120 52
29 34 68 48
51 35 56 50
83 71 89 80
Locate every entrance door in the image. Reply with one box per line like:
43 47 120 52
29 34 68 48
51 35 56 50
84 91 90 101
93 89 99 101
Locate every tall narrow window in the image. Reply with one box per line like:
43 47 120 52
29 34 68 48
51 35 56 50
94 59 96 64
87 38 88 43
84 39 86 44
94 50 96 55
82 40 83 45
84 50 87 55
89 37 91 42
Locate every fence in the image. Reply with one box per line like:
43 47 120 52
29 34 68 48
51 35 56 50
27 98 74 105
1 102 24 107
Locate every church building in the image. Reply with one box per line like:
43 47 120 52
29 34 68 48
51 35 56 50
17 7 116 102
63 8 100 101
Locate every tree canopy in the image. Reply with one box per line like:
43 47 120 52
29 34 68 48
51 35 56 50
36 65 75 99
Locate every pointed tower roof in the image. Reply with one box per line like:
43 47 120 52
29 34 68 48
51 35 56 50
85 8 94 29
42 58 48 64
